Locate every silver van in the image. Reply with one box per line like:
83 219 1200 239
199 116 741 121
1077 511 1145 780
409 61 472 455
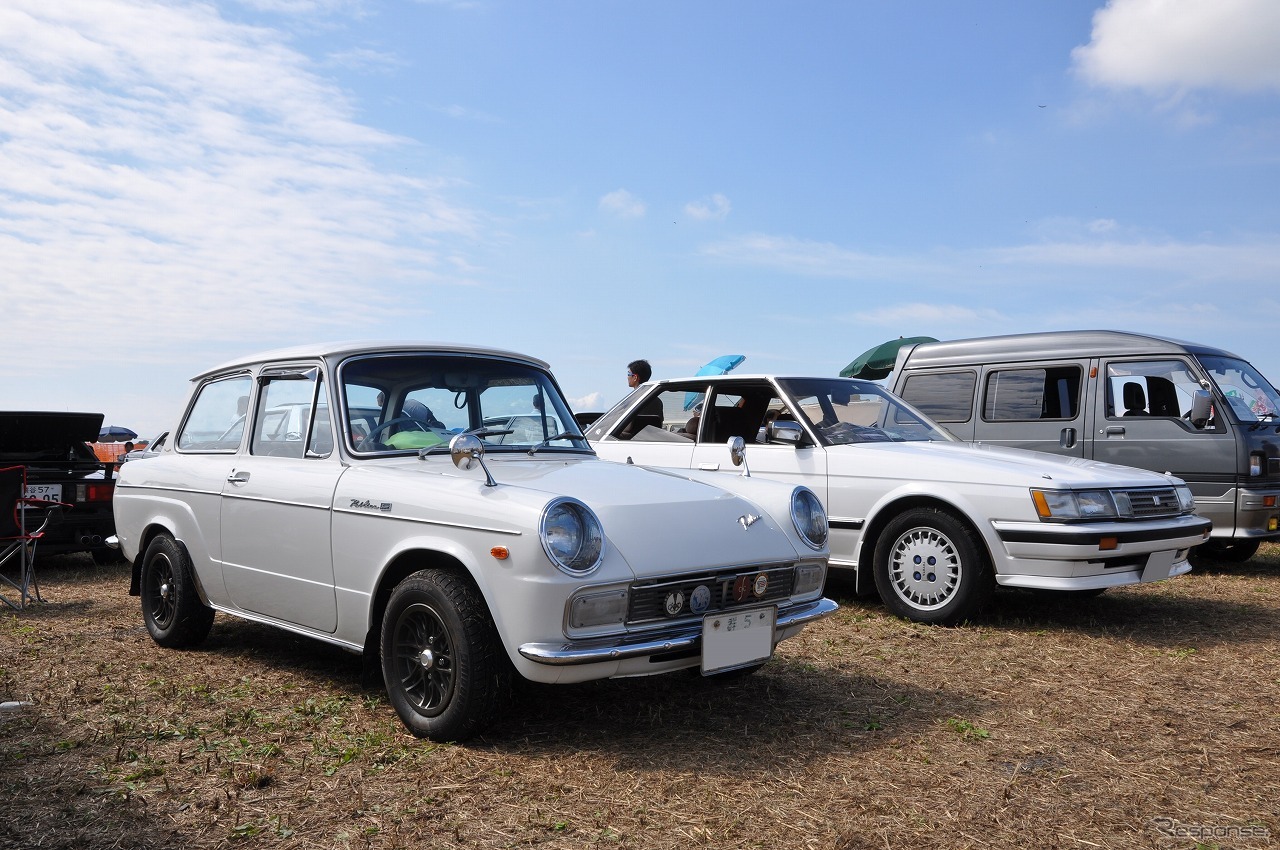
891 330 1280 562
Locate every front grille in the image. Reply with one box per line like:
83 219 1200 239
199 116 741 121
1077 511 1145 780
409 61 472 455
1116 487 1182 519
627 564 795 626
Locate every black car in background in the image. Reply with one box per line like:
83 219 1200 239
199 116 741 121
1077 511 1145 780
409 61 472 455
0 411 119 564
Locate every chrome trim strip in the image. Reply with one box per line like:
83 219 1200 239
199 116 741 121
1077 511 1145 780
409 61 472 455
331 507 523 536
518 597 839 666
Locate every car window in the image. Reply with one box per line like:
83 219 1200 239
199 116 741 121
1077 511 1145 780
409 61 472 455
1105 359 1211 422
899 371 976 423
177 375 253 452
340 353 588 454
777 377 952 444
982 366 1081 422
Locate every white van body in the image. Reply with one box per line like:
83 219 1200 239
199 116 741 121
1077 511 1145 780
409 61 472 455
892 330 1280 561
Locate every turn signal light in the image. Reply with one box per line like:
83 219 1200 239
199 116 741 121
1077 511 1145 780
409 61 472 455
1098 536 1118 551
490 546 509 560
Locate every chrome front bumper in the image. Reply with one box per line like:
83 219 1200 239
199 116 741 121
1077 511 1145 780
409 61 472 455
518 596 839 666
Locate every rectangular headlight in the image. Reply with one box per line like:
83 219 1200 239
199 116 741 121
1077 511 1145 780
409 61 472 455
569 590 627 628
1032 489 1117 521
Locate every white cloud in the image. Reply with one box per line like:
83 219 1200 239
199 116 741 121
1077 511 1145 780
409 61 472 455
0 0 478 373
598 189 646 219
569 392 603 412
699 234 943 279
850 303 1006 328
1073 0 1280 92
684 193 731 221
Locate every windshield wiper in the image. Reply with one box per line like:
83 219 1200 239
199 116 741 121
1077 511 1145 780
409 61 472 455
527 431 585 455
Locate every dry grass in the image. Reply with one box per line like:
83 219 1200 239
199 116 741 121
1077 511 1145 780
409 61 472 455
3 546 1278 849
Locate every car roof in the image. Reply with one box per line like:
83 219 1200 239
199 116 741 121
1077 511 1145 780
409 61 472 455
897 330 1238 370
193 340 551 381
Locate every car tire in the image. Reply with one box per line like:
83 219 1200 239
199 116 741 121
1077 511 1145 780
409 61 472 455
380 570 511 742
140 534 214 648
1193 539 1261 564
873 507 994 626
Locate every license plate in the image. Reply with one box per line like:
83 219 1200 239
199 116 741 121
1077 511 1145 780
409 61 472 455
23 484 62 503
701 606 776 674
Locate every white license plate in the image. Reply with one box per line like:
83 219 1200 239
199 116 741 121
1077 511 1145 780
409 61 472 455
701 606 776 674
23 484 62 503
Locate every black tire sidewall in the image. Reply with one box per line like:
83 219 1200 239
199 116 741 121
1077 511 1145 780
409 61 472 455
873 508 992 625
380 570 507 742
140 534 213 648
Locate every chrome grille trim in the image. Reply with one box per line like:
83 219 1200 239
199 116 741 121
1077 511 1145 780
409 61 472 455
1116 487 1181 518
626 564 796 625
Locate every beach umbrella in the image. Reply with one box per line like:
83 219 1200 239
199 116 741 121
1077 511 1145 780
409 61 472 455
685 354 745 410
840 336 937 380
98 425 138 442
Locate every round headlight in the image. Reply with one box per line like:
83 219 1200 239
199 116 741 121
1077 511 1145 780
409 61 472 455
540 497 605 575
791 487 828 550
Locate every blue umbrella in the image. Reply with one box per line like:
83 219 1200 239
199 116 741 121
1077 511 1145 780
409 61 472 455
98 425 138 442
685 354 745 410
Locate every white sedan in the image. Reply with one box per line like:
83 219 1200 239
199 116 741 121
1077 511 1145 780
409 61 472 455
587 374 1212 625
110 343 835 741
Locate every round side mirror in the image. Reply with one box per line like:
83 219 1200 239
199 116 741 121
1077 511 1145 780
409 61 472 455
728 436 746 467
450 433 484 470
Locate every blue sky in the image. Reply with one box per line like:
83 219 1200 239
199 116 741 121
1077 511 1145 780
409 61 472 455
3 0 1280 439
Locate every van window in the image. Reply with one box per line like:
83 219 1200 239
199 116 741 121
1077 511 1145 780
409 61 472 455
983 367 1080 422
898 372 976 423
1106 360 1210 421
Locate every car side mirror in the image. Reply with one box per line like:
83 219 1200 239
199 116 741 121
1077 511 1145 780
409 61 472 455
767 420 803 445
727 436 750 477
448 433 497 486
1189 390 1212 429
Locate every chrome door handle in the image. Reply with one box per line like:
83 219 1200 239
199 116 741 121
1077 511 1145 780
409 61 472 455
1103 426 1125 436
227 471 250 483
699 463 720 471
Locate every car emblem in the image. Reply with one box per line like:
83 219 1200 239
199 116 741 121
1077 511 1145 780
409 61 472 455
349 498 392 511
753 573 768 597
689 585 711 614
664 591 685 617
732 575 752 602
738 513 760 529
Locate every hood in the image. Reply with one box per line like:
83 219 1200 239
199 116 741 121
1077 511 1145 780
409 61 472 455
0 411 104 455
407 453 804 574
836 440 1184 488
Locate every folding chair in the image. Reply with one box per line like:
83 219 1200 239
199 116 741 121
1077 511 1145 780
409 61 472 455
0 465 69 610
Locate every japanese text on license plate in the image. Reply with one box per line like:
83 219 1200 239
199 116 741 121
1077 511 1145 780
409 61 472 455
701 606 775 674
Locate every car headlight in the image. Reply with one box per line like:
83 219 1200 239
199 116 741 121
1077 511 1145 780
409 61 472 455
791 487 828 550
540 497 605 575
1031 488 1118 521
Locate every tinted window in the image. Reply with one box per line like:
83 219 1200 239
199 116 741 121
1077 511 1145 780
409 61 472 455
983 367 1080 421
899 372 976 423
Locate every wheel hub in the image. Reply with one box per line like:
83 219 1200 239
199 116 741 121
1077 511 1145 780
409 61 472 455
892 529 959 607
159 582 172 601
416 648 436 671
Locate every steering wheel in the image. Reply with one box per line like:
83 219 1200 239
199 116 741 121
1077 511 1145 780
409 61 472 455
363 416 432 449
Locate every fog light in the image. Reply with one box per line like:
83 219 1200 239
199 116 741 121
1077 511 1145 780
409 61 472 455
1269 517 1278 532
570 590 627 628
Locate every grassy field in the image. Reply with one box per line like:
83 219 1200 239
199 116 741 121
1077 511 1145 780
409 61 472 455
2 545 1277 849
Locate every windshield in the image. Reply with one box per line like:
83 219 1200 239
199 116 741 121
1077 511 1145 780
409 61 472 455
776 378 955 446
1198 355 1280 423
339 354 589 454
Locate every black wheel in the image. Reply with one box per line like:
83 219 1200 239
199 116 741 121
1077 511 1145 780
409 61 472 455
380 570 510 742
140 534 214 648
873 508 994 625
1193 539 1261 564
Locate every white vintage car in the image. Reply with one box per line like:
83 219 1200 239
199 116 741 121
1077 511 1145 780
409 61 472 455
587 374 1213 625
110 343 835 741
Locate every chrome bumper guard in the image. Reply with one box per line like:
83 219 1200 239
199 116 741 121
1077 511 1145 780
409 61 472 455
518 596 839 666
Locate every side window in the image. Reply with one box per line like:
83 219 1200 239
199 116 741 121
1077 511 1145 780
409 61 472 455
618 388 692 442
983 366 1081 422
899 372 976 423
1106 360 1205 421
252 371 322 459
176 375 254 452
